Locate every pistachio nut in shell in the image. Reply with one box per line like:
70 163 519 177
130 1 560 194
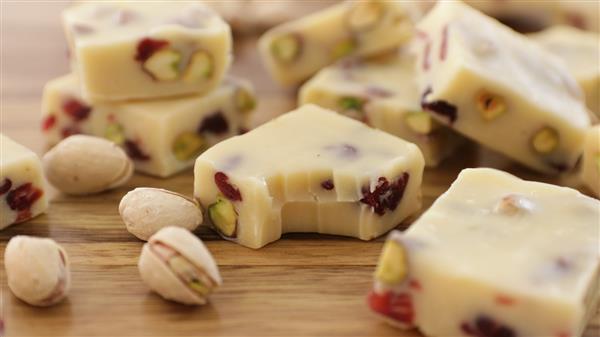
119 188 203 241
138 227 222 305
4 236 71 306
43 135 133 195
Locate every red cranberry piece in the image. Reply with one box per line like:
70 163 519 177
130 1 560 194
325 143 360 159
360 173 409 216
565 12 586 30
461 315 517 337
367 291 415 326
0 178 13 195
6 183 43 212
124 140 151 161
366 86 393 98
198 112 229 135
214 172 242 201
321 179 334 190
238 127 249 135
422 40 431 71
61 126 81 138
421 87 457 124
41 115 57 131
135 38 169 62
440 24 449 61
62 99 91 122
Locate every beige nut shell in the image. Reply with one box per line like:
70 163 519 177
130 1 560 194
43 135 133 195
138 226 221 305
119 188 203 241
4 236 71 306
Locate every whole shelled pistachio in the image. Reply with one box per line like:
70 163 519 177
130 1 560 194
138 226 222 305
4 236 71 306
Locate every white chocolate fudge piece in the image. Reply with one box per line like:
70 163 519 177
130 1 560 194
581 126 600 197
368 168 600 337
299 52 465 167
415 1 590 174
0 134 48 229
530 26 600 117
258 0 420 86
41 74 256 178
63 3 232 101
194 105 424 249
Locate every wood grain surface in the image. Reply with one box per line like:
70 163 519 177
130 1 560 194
0 2 598 337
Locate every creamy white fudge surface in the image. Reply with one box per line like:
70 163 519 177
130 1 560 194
0 134 48 229
194 104 424 249
63 2 232 101
414 1 590 174
41 74 256 178
530 26 600 117
581 126 600 197
258 0 420 86
299 51 465 167
369 168 600 337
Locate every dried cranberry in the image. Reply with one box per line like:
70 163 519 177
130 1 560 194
325 143 360 159
0 178 12 195
6 183 43 212
321 179 334 190
360 173 409 216
238 127 249 135
214 172 242 201
461 315 517 337
440 24 449 61
367 291 415 326
124 140 151 161
135 38 169 62
62 99 91 122
548 161 569 173
41 115 57 131
422 41 431 71
366 86 393 98
61 126 81 138
421 87 457 124
198 112 229 135
565 12 586 30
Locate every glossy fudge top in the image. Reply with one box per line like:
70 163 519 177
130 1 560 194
1 134 38 166
405 168 599 301
63 2 227 44
196 104 423 176
417 2 589 128
531 26 600 81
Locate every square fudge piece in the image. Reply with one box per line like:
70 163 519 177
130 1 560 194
414 1 591 174
368 168 600 337
41 74 256 178
194 104 424 249
1 134 48 229
258 0 420 86
530 26 600 117
299 52 465 167
62 2 232 101
581 126 600 197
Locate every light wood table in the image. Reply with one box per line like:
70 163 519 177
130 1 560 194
1 2 598 336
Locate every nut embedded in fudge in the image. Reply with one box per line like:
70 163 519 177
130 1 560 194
414 1 591 174
299 51 465 167
62 2 232 101
41 74 256 178
368 168 600 337
0 134 48 230
194 104 424 249
258 0 420 86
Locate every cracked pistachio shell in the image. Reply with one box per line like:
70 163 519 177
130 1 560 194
43 135 133 195
119 188 203 241
4 236 71 306
138 227 222 305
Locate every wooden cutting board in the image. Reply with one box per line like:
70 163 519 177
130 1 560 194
1 3 598 336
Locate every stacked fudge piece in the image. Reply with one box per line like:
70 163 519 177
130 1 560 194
41 2 257 177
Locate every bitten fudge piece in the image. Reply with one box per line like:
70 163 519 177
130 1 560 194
258 0 420 86
41 74 256 178
581 126 600 197
62 2 232 101
194 105 424 249
368 168 600 337
299 52 465 167
0 134 48 229
530 26 600 117
414 1 590 174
